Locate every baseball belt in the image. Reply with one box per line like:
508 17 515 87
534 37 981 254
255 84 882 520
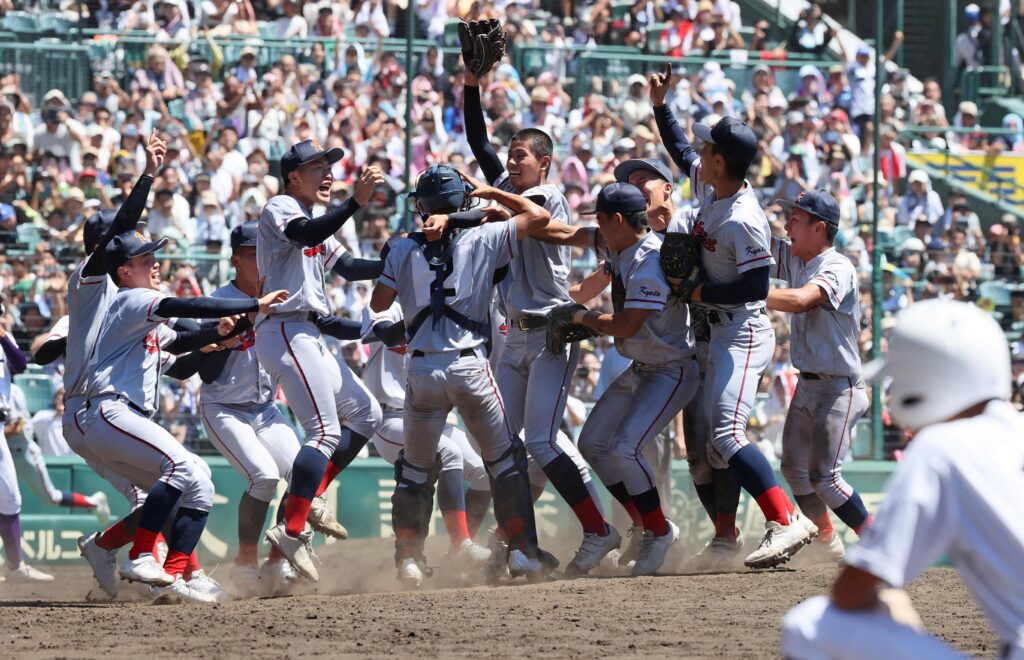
511 315 547 332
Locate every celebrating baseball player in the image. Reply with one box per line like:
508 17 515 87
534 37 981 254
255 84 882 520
79 229 286 602
782 300 1024 659
459 18 614 572
370 164 554 586
768 190 872 563
539 182 699 576
256 139 385 582
650 64 816 568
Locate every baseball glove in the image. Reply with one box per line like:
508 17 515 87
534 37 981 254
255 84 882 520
458 18 506 79
546 302 596 355
660 232 703 301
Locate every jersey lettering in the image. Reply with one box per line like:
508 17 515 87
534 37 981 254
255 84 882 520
303 244 326 257
234 328 256 352
143 329 161 355
691 220 717 252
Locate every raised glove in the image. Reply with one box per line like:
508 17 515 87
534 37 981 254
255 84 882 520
458 18 505 79
546 302 596 355
660 232 703 301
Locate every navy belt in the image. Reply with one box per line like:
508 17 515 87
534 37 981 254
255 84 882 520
411 348 476 358
707 308 763 325
512 315 547 331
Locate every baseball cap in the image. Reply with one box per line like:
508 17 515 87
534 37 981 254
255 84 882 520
280 139 344 185
582 182 647 216
908 169 929 185
627 73 647 87
614 137 636 153
104 230 168 274
958 100 978 116
900 237 926 253
856 45 872 58
691 116 759 173
776 189 840 226
966 3 980 19
613 158 673 184
230 222 258 250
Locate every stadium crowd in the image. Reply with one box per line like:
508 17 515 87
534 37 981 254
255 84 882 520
2 0 1024 464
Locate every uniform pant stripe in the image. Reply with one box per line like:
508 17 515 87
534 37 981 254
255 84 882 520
374 431 403 448
631 366 686 491
730 320 755 445
484 362 514 441
201 407 254 489
547 344 575 457
100 407 176 484
280 321 326 447
830 378 855 499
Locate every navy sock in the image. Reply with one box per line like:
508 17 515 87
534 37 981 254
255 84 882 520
541 453 591 507
727 444 779 498
138 482 183 535
168 507 209 556
291 445 328 501
833 491 870 530
330 429 370 471
693 482 716 520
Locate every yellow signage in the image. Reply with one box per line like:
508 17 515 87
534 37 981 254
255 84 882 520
906 152 1024 205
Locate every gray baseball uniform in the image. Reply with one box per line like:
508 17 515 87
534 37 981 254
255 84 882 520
578 229 700 496
200 282 301 502
255 194 381 458
0 342 21 516
772 239 869 509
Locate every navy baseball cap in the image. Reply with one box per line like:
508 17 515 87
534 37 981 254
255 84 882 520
280 139 344 184
409 164 470 214
582 182 648 216
104 230 168 274
83 209 118 251
776 189 841 226
230 222 258 250
692 116 759 172
613 158 673 184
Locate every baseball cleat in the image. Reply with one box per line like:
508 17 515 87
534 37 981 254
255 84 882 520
91 492 111 526
744 512 818 569
565 525 622 577
265 523 319 582
448 538 492 566
686 530 745 571
398 557 425 588
260 559 300 597
229 564 262 599
790 534 846 567
151 575 218 605
5 563 55 583
482 531 510 582
118 553 175 586
187 570 231 602
618 525 644 566
307 495 348 539
78 532 119 598
507 548 556 581
631 519 680 576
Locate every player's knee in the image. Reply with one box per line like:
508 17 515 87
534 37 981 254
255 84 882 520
248 475 279 502
436 440 463 474
781 465 811 493
687 455 712 484
576 431 603 465
180 459 215 511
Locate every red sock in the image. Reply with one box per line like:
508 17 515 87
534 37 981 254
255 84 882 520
442 510 470 546
128 528 159 560
284 494 313 536
812 511 834 543
268 545 285 563
501 517 526 549
71 493 95 509
754 486 796 525
184 551 200 579
854 514 873 537
315 463 342 498
570 497 608 536
236 542 259 567
639 506 670 537
621 501 643 527
163 550 189 577
395 528 418 559
97 517 134 550
714 512 738 540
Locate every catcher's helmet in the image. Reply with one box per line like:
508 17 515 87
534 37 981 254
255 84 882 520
411 165 472 215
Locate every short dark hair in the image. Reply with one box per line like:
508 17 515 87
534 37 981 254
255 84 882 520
511 128 554 173
825 223 838 244
711 144 750 181
622 209 648 230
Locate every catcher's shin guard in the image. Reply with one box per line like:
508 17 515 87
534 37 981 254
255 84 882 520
484 437 539 554
391 451 435 565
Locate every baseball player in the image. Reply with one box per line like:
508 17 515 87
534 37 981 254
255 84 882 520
462 56 615 572
613 157 744 569
782 300 1024 660
539 183 699 576
256 140 385 582
79 229 286 602
371 165 553 586
650 64 816 568
0 317 53 582
769 190 872 564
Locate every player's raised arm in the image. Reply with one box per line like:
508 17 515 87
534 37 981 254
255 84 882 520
461 26 506 185
569 263 612 304
462 171 549 236
650 64 700 179
283 165 385 248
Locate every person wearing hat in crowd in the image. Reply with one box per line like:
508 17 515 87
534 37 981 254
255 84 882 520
838 30 904 138
623 73 654 131
955 3 986 71
897 169 944 228
768 189 874 565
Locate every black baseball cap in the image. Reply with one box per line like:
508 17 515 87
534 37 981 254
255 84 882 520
230 222 258 250
692 116 759 172
613 158 673 184
582 182 648 216
83 209 117 251
104 230 168 274
776 189 840 226
280 139 343 184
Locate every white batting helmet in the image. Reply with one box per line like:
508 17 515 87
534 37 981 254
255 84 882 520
864 300 1011 431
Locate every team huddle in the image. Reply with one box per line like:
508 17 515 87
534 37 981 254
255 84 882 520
6 19 1021 659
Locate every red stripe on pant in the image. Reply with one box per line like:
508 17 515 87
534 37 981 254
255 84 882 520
630 366 685 490
280 321 326 447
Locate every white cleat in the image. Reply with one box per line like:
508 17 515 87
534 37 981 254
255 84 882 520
744 512 818 569
187 569 231 602
482 531 510 582
790 534 846 567
631 520 680 576
307 495 348 539
566 526 622 577
259 559 300 597
229 564 262 599
448 538 492 566
265 523 319 582
77 532 119 597
398 557 425 588
507 548 555 581
618 525 644 566
5 563 55 583
151 575 218 604
91 492 111 526
118 553 175 586
686 530 745 572
597 548 630 575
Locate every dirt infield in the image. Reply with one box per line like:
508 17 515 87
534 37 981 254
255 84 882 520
0 539 995 659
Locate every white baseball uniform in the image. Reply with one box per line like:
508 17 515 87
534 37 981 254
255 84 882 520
0 341 21 517
200 282 301 502
782 400 1024 658
255 194 382 458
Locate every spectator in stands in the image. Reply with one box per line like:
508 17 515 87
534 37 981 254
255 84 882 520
133 45 186 103
839 31 904 138
989 216 1024 280
786 2 835 56
897 170 944 227
956 3 986 71
275 0 308 38
999 113 1024 152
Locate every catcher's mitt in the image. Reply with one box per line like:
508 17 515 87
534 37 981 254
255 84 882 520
458 18 506 79
546 302 596 355
660 232 703 301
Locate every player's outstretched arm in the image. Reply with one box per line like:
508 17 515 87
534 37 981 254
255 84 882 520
32 336 67 365
165 315 248 354
164 350 207 380
693 266 770 304
156 289 288 320
463 81 506 185
767 282 828 313
331 251 384 281
569 264 612 304
285 166 386 248
316 316 364 340
571 306 650 339
465 173 549 236
650 64 699 179
370 282 398 313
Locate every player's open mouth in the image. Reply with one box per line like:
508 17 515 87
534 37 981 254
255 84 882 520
508 170 521 177
318 182 331 193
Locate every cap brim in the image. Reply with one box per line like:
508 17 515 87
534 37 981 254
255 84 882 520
301 147 345 167
692 123 715 144
613 159 668 184
132 237 168 258
862 357 890 383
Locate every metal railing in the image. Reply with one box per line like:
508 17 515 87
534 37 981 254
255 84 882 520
960 65 1015 104
0 41 92 108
